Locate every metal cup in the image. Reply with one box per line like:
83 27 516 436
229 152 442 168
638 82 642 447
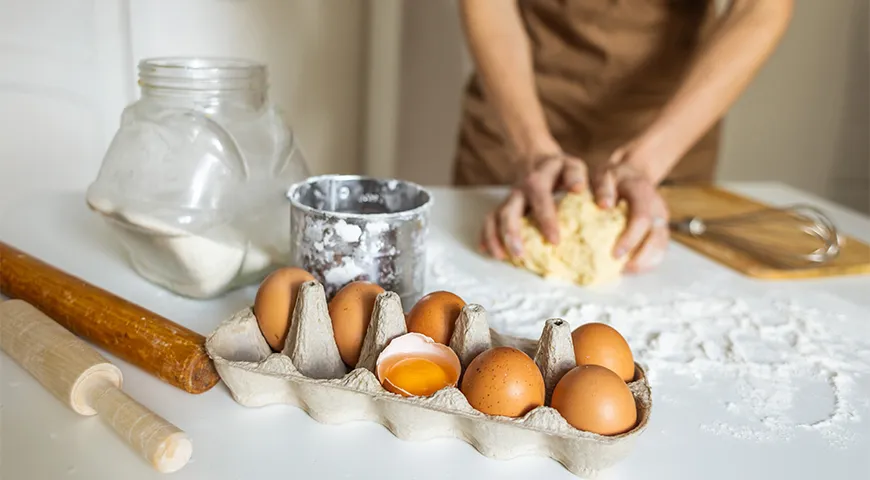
287 175 432 308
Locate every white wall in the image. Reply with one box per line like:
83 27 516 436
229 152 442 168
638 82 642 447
0 0 131 207
394 0 472 183
363 0 404 178
2 0 867 214
126 0 367 177
0 0 366 207
392 0 870 213
717 0 869 213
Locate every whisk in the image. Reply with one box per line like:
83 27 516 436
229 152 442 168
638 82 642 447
669 204 842 269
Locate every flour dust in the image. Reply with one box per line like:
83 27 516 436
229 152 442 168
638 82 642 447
425 243 870 448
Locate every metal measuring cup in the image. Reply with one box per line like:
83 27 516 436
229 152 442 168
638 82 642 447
287 175 432 308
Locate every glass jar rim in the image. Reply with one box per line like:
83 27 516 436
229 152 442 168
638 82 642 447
138 56 267 91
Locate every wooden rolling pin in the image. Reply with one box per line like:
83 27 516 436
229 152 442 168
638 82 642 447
0 241 219 394
0 299 192 473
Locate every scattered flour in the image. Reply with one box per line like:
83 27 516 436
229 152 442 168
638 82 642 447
424 243 870 448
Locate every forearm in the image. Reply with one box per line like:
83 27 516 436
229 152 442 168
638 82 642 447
627 0 794 183
459 0 560 162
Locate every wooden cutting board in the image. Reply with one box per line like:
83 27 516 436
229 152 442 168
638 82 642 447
659 184 870 279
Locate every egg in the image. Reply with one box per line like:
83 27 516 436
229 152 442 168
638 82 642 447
551 365 638 435
406 291 466 345
254 267 316 351
460 346 545 417
571 322 635 382
328 281 385 366
376 333 461 397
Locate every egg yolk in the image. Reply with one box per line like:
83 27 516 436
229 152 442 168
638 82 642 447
383 357 452 397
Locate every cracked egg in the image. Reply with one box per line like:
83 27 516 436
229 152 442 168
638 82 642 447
376 333 461 397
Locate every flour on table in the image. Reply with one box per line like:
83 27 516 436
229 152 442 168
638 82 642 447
426 242 870 447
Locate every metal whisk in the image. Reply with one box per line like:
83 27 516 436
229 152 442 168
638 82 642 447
670 204 842 269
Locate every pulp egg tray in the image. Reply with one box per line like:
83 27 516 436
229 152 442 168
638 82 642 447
205 282 651 477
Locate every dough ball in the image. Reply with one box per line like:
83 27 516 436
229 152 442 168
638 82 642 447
508 192 628 285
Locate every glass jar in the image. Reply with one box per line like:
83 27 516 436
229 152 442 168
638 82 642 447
86 57 310 298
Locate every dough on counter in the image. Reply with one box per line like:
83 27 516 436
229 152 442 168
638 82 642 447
508 192 628 285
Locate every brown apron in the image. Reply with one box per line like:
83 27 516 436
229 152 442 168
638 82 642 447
453 0 721 186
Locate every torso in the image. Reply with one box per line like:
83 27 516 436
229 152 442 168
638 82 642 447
453 0 721 186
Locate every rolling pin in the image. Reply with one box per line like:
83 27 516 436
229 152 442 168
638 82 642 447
0 299 192 473
0 241 220 394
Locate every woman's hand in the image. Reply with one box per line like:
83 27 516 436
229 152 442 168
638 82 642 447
590 151 670 274
480 154 588 260
479 147 671 275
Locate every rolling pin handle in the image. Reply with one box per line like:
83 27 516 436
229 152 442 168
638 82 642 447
87 377 193 474
0 299 192 473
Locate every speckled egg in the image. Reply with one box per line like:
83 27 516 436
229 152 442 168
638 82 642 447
551 365 638 435
460 346 545 417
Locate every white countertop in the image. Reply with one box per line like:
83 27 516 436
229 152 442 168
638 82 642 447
1 183 869 480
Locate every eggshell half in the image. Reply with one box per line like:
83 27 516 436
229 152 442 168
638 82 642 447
376 333 461 397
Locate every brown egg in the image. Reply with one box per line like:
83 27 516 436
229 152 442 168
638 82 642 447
254 267 316 351
460 346 545 417
551 365 638 435
406 291 466 345
571 322 635 382
328 281 385 366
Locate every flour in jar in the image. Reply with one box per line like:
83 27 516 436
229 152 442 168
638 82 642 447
87 197 277 298
425 243 870 447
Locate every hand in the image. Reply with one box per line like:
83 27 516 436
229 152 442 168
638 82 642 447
479 154 588 260
590 152 670 274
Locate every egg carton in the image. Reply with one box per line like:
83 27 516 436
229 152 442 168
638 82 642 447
205 282 652 477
